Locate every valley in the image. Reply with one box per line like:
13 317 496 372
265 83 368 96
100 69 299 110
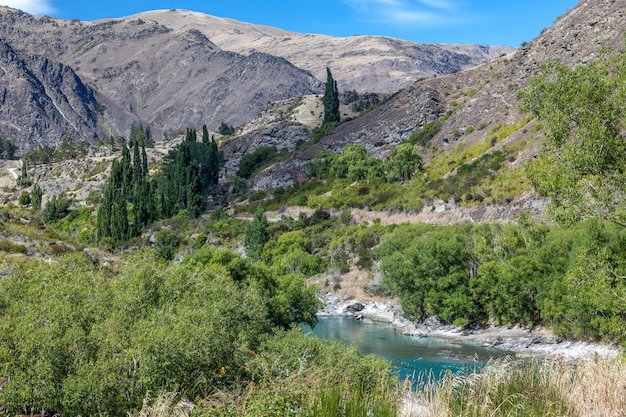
0 0 625 416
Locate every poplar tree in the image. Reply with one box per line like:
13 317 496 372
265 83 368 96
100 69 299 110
31 184 43 213
244 206 270 260
323 67 340 124
202 124 210 144
141 144 148 178
121 145 132 197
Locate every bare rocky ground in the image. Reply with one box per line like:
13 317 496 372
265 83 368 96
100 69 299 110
265 191 548 226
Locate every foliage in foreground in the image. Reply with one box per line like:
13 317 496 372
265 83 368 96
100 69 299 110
521 45 626 226
0 246 321 416
129 353 626 417
131 330 398 417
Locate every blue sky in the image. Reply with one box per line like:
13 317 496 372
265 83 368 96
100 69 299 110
1 0 579 46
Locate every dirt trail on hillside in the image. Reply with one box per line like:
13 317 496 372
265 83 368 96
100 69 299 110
266 193 546 226
0 160 20 190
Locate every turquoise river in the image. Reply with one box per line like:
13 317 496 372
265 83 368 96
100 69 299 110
305 316 513 383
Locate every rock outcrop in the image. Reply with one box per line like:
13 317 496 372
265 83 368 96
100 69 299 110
0 39 102 151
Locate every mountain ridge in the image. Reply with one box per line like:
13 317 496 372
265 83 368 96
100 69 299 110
0 6 324 149
131 9 515 93
232 0 625 215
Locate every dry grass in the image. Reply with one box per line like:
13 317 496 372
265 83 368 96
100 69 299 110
564 356 626 417
131 392 193 417
130 357 626 417
402 356 626 417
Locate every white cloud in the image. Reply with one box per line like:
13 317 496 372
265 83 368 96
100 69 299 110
0 0 55 15
385 9 441 24
416 0 456 10
345 0 459 26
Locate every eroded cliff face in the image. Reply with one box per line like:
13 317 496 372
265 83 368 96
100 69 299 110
0 39 101 151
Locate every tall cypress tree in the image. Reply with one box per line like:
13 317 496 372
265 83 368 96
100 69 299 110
132 140 142 181
97 159 120 242
323 67 340 124
121 145 132 197
141 144 148 178
185 128 197 142
207 137 223 186
202 124 210 144
97 184 113 241
145 126 153 147
111 189 128 242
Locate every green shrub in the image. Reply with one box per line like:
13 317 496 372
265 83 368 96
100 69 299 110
153 228 182 260
237 146 278 179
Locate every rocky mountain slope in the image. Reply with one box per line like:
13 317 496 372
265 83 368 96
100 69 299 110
0 6 515 153
0 7 323 149
244 0 625 194
0 38 103 150
132 9 514 94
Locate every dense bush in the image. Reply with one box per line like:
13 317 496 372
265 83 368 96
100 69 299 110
377 219 626 342
237 146 278 179
0 247 321 416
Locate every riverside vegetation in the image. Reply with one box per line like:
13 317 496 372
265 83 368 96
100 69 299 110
0 48 625 417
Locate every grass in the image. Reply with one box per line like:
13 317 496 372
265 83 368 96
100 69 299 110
128 357 626 417
406 357 626 417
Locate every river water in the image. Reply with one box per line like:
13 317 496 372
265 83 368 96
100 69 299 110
305 316 513 383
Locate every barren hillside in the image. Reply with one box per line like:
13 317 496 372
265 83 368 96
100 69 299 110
132 9 514 93
0 7 323 148
250 0 625 189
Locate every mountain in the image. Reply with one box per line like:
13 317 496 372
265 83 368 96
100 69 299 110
246 0 626 199
0 38 103 150
131 9 515 93
0 7 323 149
0 6 516 152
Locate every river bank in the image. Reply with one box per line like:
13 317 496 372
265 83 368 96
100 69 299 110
318 293 622 360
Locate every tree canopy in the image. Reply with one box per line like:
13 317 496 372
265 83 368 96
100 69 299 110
521 46 626 226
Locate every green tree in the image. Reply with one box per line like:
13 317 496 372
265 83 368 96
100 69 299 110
202 123 210 143
244 206 270 260
262 230 324 276
42 194 72 223
18 190 31 207
521 47 626 226
237 146 277 179
218 121 235 136
386 143 423 181
185 128 197 142
330 144 382 182
158 133 223 217
378 224 483 324
0 137 16 159
30 183 43 212
153 229 182 260
16 161 31 188
323 67 340 124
